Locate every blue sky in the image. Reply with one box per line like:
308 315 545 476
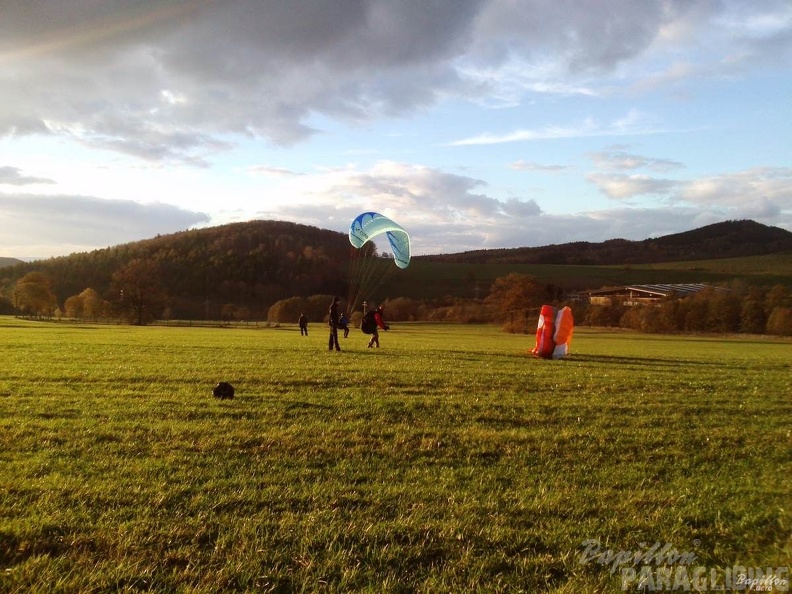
1 0 790 259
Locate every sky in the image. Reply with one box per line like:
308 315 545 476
1 0 791 260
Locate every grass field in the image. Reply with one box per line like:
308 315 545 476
1 317 790 593
633 253 792 277
392 253 792 300
389 260 734 300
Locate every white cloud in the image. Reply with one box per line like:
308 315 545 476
509 160 569 172
587 150 684 172
587 173 678 200
2 1 787 161
0 166 54 186
0 1 790 258
585 166 791 231
245 165 300 179
677 167 792 210
0 193 209 258
449 110 665 147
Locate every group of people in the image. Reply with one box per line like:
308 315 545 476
299 296 389 351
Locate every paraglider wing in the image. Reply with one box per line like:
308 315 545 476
531 304 557 359
551 306 574 359
531 305 574 359
349 212 411 269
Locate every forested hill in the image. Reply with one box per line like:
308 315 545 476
421 220 792 265
2 218 791 319
0 257 23 268
0 220 351 318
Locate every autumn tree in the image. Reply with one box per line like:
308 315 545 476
266 294 336 325
583 297 626 327
705 290 742 333
110 259 169 325
64 288 108 320
485 273 550 332
739 287 767 334
766 307 792 335
306 294 336 323
764 285 790 314
63 295 82 319
379 297 427 321
267 297 308 325
13 272 58 317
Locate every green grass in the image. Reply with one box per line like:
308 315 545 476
632 253 792 277
392 254 792 300
1 318 790 592
391 263 743 301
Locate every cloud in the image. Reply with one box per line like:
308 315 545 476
1 2 790 259
228 161 792 256
468 0 666 74
448 111 662 146
676 167 792 212
245 165 301 179
2 1 788 163
0 166 54 186
3 160 789 260
0 193 209 258
79 127 235 167
241 159 790 255
475 207 708 250
0 0 483 156
248 161 545 254
449 119 598 146
587 173 678 200
586 166 792 229
509 160 569 172
629 61 698 95
587 150 685 172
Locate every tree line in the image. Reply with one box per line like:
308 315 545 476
266 274 792 336
6 264 792 337
582 282 792 335
0 220 351 320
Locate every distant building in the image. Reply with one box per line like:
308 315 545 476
587 283 713 306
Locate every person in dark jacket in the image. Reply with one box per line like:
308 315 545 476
328 297 341 351
339 312 350 338
298 313 308 336
366 306 389 348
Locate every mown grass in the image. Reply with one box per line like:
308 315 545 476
634 253 792 277
0 318 789 592
391 261 734 299
394 253 792 299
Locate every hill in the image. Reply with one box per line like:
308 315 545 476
1 219 790 317
421 220 792 265
0 221 351 319
0 257 24 268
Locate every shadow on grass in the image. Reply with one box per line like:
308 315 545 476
569 353 724 368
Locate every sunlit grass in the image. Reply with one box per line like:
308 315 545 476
0 318 789 592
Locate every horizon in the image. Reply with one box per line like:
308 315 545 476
4 217 788 265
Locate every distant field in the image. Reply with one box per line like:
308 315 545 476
632 253 792 277
392 254 792 300
0 318 789 592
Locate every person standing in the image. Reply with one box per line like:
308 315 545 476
366 306 389 348
328 296 341 351
339 311 350 338
298 313 308 336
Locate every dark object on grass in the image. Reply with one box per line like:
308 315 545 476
213 382 235 399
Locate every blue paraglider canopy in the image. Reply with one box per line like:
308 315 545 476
349 212 411 269
346 212 411 313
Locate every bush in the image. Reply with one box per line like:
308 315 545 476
766 307 792 336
